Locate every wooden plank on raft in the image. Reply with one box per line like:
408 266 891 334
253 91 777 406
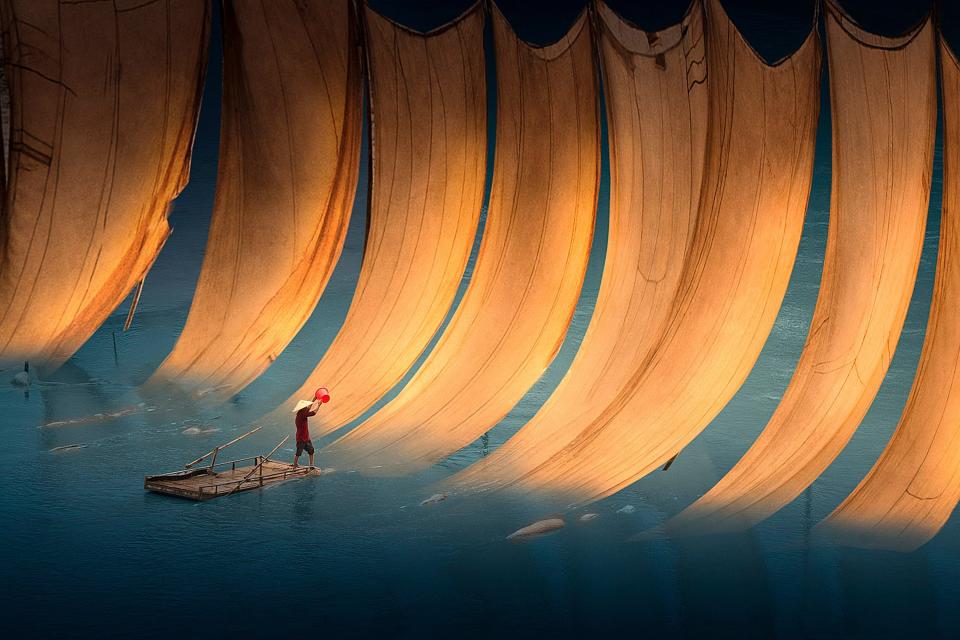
146 433 319 501
145 460 318 501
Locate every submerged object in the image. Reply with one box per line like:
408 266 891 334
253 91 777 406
10 361 28 386
579 513 600 522
507 518 565 540
419 493 448 507
616 505 635 515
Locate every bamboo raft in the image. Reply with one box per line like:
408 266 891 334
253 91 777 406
145 427 318 501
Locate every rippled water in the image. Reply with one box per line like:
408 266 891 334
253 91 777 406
5 5 960 638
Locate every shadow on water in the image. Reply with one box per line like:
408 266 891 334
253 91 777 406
834 548 939 638
673 533 776 639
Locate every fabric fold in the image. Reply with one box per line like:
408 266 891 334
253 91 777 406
451 0 707 493
450 0 820 506
323 4 598 473
0 0 211 372
266 2 488 432
150 0 363 399
814 36 956 552
666 3 935 536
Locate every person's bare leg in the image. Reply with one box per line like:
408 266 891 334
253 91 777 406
293 453 299 469
308 453 315 468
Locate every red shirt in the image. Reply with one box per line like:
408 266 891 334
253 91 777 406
295 409 316 442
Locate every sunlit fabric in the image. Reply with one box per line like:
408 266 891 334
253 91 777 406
666 3 935 536
0 0 210 371
150 0 362 399
815 38 957 552
451 0 707 492
451 0 820 504
267 3 487 433
323 5 598 472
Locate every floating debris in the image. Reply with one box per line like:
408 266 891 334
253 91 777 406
49 444 87 453
507 517 565 540
617 505 636 515
419 492 448 507
579 513 600 522
182 426 220 436
41 406 138 428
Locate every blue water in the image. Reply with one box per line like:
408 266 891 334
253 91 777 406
5 3 960 638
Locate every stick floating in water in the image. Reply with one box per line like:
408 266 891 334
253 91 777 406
49 444 87 453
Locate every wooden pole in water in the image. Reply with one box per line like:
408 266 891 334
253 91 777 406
123 278 145 332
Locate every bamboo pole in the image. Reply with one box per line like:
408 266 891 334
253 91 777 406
123 278 146 332
228 436 290 495
184 426 261 468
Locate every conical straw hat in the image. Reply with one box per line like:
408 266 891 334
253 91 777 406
292 399 314 413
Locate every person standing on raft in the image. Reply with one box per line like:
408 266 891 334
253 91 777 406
291 387 330 469
292 399 319 468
